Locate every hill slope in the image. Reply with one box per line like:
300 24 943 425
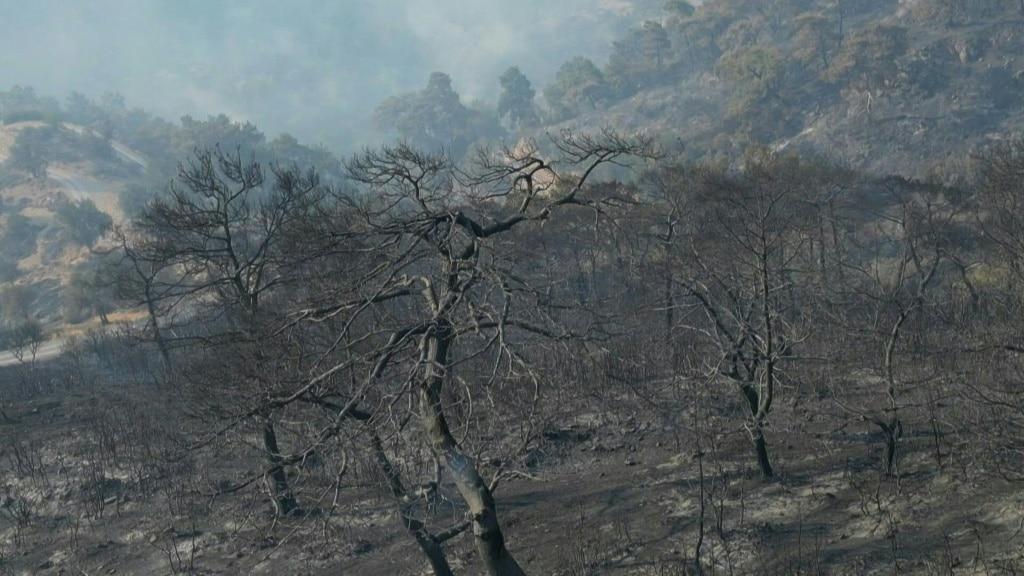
542 0 1024 178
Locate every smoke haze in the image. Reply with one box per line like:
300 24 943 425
0 0 660 151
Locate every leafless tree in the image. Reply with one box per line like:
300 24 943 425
105 224 177 370
651 150 817 478
823 176 970 476
121 146 325 516
285 131 656 575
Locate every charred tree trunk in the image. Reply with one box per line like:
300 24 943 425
406 520 455 576
741 382 774 478
875 417 902 477
368 425 455 576
753 425 774 478
419 327 526 576
261 419 298 515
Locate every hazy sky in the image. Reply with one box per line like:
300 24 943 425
0 0 660 152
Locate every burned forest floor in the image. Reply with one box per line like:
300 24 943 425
0 345 1023 576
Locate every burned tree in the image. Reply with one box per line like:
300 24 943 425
105 224 178 370
832 177 965 476
654 150 819 478
291 131 656 575
123 147 325 515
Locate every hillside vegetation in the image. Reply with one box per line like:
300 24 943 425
533 0 1024 178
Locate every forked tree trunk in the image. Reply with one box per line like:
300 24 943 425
261 420 298 515
875 417 902 477
420 387 524 575
420 330 526 576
